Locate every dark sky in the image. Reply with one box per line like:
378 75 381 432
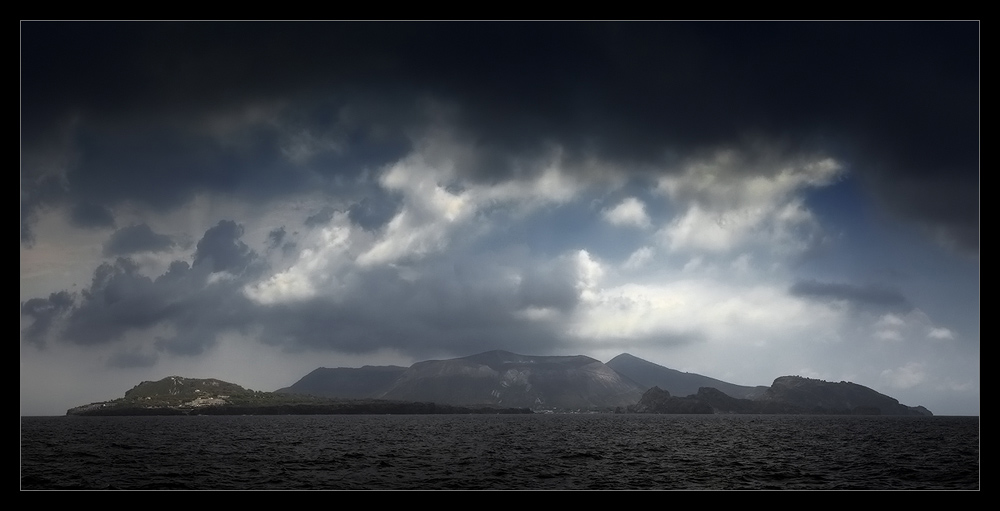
21 21 979 416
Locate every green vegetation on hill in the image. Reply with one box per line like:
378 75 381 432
66 376 532 416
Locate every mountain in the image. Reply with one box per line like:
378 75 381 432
606 353 768 400
67 355 933 416
380 350 645 410
276 365 407 399
278 351 930 414
278 350 646 411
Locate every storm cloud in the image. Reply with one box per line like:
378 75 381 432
21 22 979 254
21 22 979 417
103 224 174 256
789 279 913 312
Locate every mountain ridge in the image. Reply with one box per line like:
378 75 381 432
64 351 933 416
606 353 768 400
278 350 931 415
377 350 643 410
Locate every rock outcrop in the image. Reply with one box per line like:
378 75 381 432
629 376 932 415
758 376 932 415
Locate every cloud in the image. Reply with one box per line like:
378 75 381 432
876 314 906 327
354 134 591 268
193 220 257 274
103 224 175 256
107 348 159 369
19 22 980 416
623 246 654 270
304 207 338 227
356 155 474 267
928 327 956 341
61 258 169 346
656 150 841 255
602 197 651 228
881 362 926 390
248 253 576 358
568 278 842 349
875 328 904 342
22 221 266 357
515 256 581 313
20 175 69 245
866 310 959 348
266 227 287 249
789 280 912 312
245 216 358 305
21 23 978 256
20 291 75 347
69 202 116 229
348 195 401 232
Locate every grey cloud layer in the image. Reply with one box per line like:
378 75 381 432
21 219 582 361
21 22 979 253
789 279 912 312
103 224 175 256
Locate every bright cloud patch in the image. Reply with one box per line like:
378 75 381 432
602 197 651 228
657 150 841 254
870 310 956 345
245 216 358 304
928 327 956 340
568 277 842 347
357 137 587 268
881 362 926 389
623 246 654 270
246 134 602 311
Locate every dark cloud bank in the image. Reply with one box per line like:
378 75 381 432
21 22 979 254
789 279 912 313
21 220 579 361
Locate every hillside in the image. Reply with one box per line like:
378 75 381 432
630 377 933 415
277 351 931 414
759 376 932 415
606 353 768 399
380 350 645 410
65 376 532 416
276 366 407 399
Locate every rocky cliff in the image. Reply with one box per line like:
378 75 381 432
758 376 932 415
630 376 932 415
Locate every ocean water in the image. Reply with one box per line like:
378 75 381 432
20 414 979 490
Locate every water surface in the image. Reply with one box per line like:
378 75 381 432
20 414 980 490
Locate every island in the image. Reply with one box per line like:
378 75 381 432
628 376 933 415
66 376 533 416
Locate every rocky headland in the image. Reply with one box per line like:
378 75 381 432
629 376 932 415
65 376 532 416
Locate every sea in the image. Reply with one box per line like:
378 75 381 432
20 414 979 490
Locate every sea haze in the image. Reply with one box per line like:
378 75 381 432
20 414 979 490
